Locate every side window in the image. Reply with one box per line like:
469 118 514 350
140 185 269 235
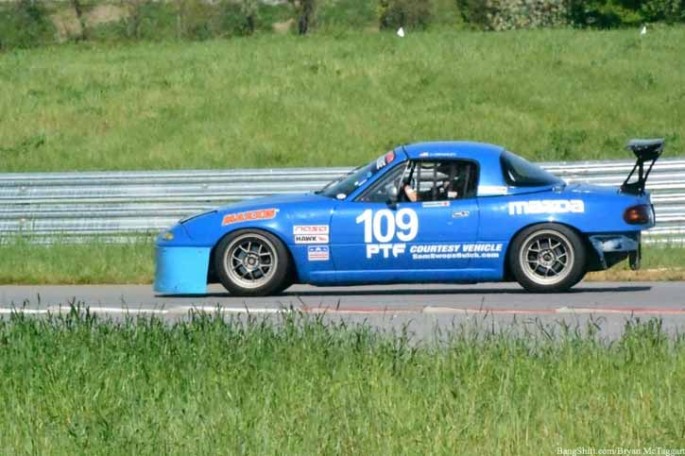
401 160 478 202
356 164 407 203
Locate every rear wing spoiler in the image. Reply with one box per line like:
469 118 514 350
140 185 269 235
620 138 664 195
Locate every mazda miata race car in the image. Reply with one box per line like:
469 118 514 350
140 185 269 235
155 139 663 295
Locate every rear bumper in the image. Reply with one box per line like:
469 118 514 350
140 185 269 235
588 233 640 270
154 246 211 295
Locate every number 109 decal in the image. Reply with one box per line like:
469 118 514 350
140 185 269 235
355 209 419 258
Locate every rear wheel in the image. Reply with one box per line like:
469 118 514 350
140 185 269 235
509 224 586 293
214 230 291 296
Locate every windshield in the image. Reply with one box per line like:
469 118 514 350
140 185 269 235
318 151 397 199
500 151 564 187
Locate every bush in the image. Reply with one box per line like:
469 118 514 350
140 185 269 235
121 0 178 41
0 0 55 49
112 0 258 42
456 0 568 30
379 0 432 30
317 0 377 29
288 0 317 34
641 0 685 22
567 0 685 28
219 0 259 36
457 0 684 29
567 0 642 27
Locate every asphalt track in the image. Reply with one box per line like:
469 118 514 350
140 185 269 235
2 282 685 340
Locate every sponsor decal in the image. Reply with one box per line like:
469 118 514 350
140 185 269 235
422 201 450 208
293 225 329 235
222 208 278 226
307 246 329 261
478 185 508 196
410 243 503 260
376 151 395 170
356 208 419 258
294 234 329 244
508 199 585 216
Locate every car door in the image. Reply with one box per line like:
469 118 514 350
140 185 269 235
329 159 482 282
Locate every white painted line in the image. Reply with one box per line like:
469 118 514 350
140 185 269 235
88 307 168 315
0 308 49 315
174 306 292 314
556 306 685 315
423 307 472 314
422 307 557 315
556 307 627 314
47 306 169 315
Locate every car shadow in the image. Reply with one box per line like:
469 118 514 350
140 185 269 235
279 285 652 297
160 285 651 299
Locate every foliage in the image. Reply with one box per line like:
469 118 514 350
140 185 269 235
1 0 683 51
121 0 178 41
567 0 685 27
378 0 433 29
288 0 317 34
641 0 685 22
456 0 568 30
0 0 55 50
173 0 259 40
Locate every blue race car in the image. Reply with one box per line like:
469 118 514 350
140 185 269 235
155 139 663 295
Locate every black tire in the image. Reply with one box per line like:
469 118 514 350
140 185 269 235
509 223 586 293
214 229 291 296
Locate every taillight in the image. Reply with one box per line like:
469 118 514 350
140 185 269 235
623 204 652 224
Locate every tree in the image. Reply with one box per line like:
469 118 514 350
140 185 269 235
289 0 316 35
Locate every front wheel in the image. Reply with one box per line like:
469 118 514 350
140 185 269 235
214 230 291 296
509 224 586 293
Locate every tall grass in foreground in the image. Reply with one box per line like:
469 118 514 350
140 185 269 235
1 28 683 172
0 310 683 454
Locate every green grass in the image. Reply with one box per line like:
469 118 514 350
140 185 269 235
0 311 683 454
0 239 153 284
0 239 682 284
1 27 684 172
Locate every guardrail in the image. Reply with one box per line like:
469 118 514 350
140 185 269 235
1 159 684 243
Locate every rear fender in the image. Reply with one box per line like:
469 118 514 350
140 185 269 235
502 222 585 280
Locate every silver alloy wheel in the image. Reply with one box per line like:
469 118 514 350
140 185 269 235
222 232 278 290
518 229 575 286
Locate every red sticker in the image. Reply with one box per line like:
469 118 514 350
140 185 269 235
384 151 395 164
222 208 278 226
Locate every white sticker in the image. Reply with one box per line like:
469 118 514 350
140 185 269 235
355 208 419 258
479 185 508 196
307 246 329 261
294 225 329 235
508 200 585 216
422 201 449 208
410 243 503 260
295 234 329 244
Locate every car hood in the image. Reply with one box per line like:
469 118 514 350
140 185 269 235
215 192 333 213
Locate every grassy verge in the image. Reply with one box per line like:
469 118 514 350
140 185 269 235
1 28 684 172
0 311 683 454
586 244 685 281
0 239 153 285
0 240 682 284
